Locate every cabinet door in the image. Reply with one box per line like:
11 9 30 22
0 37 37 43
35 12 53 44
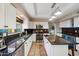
0 3 5 29
43 37 51 56
46 39 51 56
24 41 29 56
5 4 16 29
53 45 68 56
24 35 33 56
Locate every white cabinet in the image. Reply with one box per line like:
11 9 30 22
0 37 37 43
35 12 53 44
43 37 51 56
74 16 79 27
43 36 68 56
59 20 72 28
5 4 16 29
32 34 36 42
0 3 16 29
24 35 33 56
0 3 5 29
50 45 68 56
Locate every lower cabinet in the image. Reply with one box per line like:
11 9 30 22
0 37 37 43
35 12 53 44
15 44 24 56
43 37 68 56
43 37 51 56
50 45 68 56
24 35 33 56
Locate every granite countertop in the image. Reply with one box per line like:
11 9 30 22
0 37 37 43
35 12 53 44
0 34 31 56
45 35 71 45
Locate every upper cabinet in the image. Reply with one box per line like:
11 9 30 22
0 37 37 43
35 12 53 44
0 3 5 29
5 4 16 29
74 16 79 27
59 20 72 28
0 3 16 29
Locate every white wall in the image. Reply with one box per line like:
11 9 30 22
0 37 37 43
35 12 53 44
29 21 48 29
54 23 61 34
22 17 29 32
29 22 34 29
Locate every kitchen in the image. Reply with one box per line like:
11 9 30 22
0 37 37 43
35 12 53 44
0 3 79 56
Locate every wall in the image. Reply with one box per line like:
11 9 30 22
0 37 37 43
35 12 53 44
16 7 30 32
54 22 61 35
29 21 48 29
22 17 29 32
29 21 34 29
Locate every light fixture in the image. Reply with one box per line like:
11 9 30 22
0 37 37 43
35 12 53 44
49 16 56 21
49 18 52 21
54 11 62 16
51 16 56 19
17 16 20 18
20 15 24 17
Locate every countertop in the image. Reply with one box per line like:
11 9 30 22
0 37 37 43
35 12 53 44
0 34 31 56
44 35 72 45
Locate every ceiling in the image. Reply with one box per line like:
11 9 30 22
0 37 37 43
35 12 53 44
13 3 79 22
21 3 53 19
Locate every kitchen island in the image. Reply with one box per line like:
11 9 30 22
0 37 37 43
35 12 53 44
43 35 71 56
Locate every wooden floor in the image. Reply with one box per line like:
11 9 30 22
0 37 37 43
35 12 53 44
28 42 47 56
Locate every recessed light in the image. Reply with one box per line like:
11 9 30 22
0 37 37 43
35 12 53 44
20 15 24 17
51 16 56 19
49 18 52 21
49 16 56 21
54 11 62 16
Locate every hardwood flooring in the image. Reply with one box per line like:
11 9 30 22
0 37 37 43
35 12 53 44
28 42 47 56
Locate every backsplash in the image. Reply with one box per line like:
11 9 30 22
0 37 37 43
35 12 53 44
0 29 21 34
